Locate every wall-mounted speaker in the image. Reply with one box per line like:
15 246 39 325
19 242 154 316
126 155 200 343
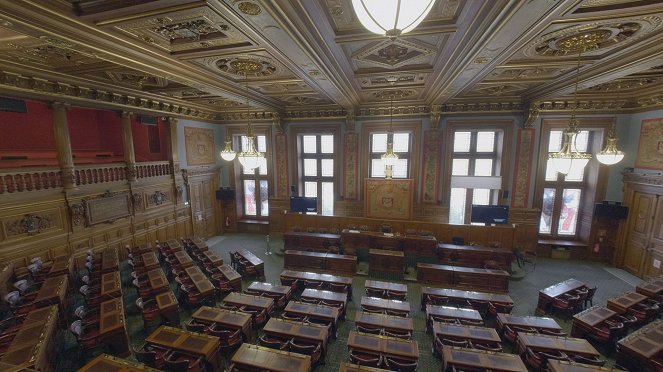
0 97 27 113
216 187 235 200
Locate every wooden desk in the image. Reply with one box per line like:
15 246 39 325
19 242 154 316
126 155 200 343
0 262 14 299
636 276 663 299
369 249 404 276
365 280 407 296
497 314 562 334
347 331 419 360
426 305 483 329
247 282 292 299
200 250 223 266
442 346 527 372
237 249 265 278
216 264 242 291
617 320 663 371
516 333 600 359
192 306 252 341
184 266 215 297
571 306 618 338
98 298 130 357
140 252 160 270
280 270 353 297
354 312 414 333
433 322 501 344
547 360 613 372
284 231 342 253
223 292 274 314
78 354 158 371
47 255 73 278
300 288 348 318
155 291 180 326
165 239 182 252
283 301 341 332
101 248 119 273
146 326 221 370
263 318 328 352
1 305 58 371
341 229 437 256
421 287 513 311
536 278 586 315
231 343 311 372
339 362 391 372
284 250 357 276
190 237 209 252
100 271 122 299
361 296 410 315
146 268 169 294
173 251 194 268
436 243 513 272
417 263 510 293
607 292 648 314
33 274 68 318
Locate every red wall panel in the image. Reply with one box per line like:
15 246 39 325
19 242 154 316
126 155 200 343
0 100 55 150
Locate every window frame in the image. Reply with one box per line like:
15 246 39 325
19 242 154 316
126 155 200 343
443 120 513 224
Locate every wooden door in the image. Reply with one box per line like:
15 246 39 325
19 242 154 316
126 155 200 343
644 197 663 278
189 175 218 238
623 192 658 275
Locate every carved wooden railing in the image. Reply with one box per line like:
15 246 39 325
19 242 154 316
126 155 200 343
75 163 127 186
136 161 172 178
0 167 62 194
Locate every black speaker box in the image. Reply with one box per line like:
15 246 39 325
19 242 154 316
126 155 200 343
216 188 235 200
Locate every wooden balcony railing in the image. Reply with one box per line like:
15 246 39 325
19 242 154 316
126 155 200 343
75 163 127 186
0 168 62 194
136 161 172 178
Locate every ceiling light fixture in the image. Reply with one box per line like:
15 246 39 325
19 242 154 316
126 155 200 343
352 0 436 39
220 136 236 161
236 69 264 171
596 124 624 165
381 92 398 177
549 38 594 175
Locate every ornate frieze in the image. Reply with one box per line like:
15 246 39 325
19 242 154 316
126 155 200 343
70 203 86 227
5 213 54 236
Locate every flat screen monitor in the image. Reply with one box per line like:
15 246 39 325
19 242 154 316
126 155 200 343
470 204 509 225
290 196 318 213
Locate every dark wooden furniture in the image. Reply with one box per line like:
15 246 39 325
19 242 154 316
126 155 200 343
516 333 601 359
341 229 437 256
284 250 357 275
173 251 195 268
155 290 180 326
100 248 120 273
617 320 663 371
636 276 663 300
223 292 274 314
497 314 562 335
189 237 209 251
237 249 265 278
79 354 156 371
536 278 586 315
571 306 618 338
33 274 68 319
284 231 342 253
47 255 74 279
231 343 311 372
361 296 410 315
421 286 514 310
200 250 223 266
547 360 613 372
184 266 215 299
0 305 58 371
146 268 170 294
247 281 292 300
98 298 131 357
339 362 391 372
417 263 510 293
165 239 183 252
280 270 353 297
369 249 405 276
607 291 649 314
300 288 348 318
192 306 252 341
215 264 242 292
433 322 501 345
100 271 121 299
283 301 341 334
355 311 414 334
442 345 528 372
145 325 221 370
365 280 407 298
347 331 419 361
436 243 513 272
426 305 483 330
140 252 160 270
263 318 328 353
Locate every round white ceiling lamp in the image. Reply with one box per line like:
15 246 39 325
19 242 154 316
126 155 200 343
351 0 436 38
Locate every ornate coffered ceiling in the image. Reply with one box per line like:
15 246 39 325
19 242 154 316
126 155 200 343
0 0 663 121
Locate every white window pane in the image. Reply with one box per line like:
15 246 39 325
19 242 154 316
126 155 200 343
476 132 495 152
393 133 409 152
371 159 385 178
452 159 469 176
558 189 581 235
304 182 317 197
321 182 333 216
321 159 333 177
258 157 267 175
320 135 334 153
474 159 493 176
548 130 563 152
260 180 269 217
243 180 256 216
256 135 266 152
574 131 589 152
472 189 490 205
539 188 555 234
454 132 471 152
449 188 466 225
241 136 249 151
564 164 585 182
392 159 408 178
372 133 387 153
303 135 316 153
545 159 558 181
304 159 317 176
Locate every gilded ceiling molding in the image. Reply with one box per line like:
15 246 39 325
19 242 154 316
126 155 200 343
535 100 627 112
430 105 442 130
523 102 540 128
0 70 220 121
217 111 277 121
272 112 284 134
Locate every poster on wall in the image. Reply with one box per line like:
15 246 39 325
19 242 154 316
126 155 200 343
635 118 663 170
364 179 413 220
184 126 215 165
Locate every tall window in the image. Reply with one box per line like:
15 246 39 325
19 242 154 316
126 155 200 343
539 130 590 236
240 134 268 218
449 130 501 225
300 134 334 215
370 132 411 178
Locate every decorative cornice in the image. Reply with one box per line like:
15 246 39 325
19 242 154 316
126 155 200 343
623 172 663 186
535 100 627 112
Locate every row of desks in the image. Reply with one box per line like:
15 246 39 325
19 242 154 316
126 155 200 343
436 243 513 272
421 286 514 310
284 250 357 276
1 305 59 371
417 263 510 293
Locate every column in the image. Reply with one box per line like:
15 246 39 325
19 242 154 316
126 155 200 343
422 106 442 203
343 109 358 199
52 102 76 190
511 103 539 208
165 116 180 176
273 113 289 198
120 111 137 182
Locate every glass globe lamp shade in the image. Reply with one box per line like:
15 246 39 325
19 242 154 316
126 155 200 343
352 0 436 38
596 137 624 165
549 129 591 175
237 135 263 171
381 142 398 166
220 136 236 161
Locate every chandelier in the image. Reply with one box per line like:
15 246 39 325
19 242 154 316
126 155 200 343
352 0 436 38
236 69 264 171
548 39 594 175
381 92 398 178
596 124 624 165
220 136 236 161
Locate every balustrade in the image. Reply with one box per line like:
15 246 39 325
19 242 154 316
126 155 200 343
0 168 62 194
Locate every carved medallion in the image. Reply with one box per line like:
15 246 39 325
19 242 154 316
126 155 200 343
6 214 53 236
151 191 167 205
70 203 86 227
237 1 261 15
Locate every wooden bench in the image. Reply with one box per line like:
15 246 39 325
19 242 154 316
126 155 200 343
537 239 588 259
